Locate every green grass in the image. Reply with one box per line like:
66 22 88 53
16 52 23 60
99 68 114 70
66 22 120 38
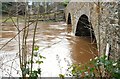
1 16 25 23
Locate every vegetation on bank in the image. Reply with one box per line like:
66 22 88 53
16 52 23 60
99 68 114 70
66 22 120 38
67 55 120 79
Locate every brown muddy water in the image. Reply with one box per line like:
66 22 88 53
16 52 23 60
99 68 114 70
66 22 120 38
0 21 98 77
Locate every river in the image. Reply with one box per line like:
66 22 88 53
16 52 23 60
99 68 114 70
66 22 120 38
0 21 98 77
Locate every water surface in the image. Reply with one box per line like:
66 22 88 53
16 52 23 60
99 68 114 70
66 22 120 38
0 21 98 77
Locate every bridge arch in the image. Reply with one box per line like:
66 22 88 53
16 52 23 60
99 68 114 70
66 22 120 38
67 13 72 24
75 14 96 42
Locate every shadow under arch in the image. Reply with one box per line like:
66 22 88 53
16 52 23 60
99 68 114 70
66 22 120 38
67 13 71 24
75 14 96 43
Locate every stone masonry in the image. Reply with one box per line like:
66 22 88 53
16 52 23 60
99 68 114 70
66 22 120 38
65 2 120 59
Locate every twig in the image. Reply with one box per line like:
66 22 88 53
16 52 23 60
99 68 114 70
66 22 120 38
0 20 36 50
31 2 40 75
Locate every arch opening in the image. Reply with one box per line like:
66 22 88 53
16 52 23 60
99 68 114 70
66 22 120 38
75 14 96 42
67 13 71 24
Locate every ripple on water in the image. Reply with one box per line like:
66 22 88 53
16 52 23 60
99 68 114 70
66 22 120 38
0 22 98 77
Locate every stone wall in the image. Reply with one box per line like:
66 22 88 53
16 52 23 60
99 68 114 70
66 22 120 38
65 2 120 59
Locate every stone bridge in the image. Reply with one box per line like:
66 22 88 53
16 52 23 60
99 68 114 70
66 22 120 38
64 2 120 59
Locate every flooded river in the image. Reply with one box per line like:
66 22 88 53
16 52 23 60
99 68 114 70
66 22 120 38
0 21 98 77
